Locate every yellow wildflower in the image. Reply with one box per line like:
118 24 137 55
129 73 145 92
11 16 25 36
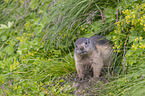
117 50 121 52
81 28 84 31
139 37 143 40
133 14 135 18
113 36 116 39
134 38 138 42
16 37 21 40
139 46 142 48
132 45 135 48
16 61 19 65
4 0 9 3
134 47 137 50
117 46 120 49
109 93 112 95
140 22 143 25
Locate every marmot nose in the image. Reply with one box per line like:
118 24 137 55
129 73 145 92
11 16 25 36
80 47 84 50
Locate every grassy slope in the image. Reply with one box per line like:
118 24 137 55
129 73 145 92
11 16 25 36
0 0 145 95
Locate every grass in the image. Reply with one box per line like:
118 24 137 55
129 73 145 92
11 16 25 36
0 0 145 95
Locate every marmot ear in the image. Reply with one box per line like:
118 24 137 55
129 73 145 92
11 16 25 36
85 39 90 45
87 38 90 44
75 44 78 48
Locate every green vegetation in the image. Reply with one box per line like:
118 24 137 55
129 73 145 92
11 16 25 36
0 0 145 95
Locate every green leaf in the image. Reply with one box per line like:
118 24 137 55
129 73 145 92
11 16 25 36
58 79 64 83
4 45 14 55
91 20 102 33
104 8 115 22
1 35 7 41
8 21 13 28
129 35 137 43
17 50 22 55
30 0 38 10
0 24 8 29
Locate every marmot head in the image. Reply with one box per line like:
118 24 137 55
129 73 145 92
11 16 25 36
74 38 92 55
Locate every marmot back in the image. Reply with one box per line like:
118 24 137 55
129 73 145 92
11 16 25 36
74 35 113 79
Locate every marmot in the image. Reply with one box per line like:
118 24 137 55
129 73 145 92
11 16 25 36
74 35 113 79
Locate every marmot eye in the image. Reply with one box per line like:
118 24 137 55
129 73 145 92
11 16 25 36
85 42 88 45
